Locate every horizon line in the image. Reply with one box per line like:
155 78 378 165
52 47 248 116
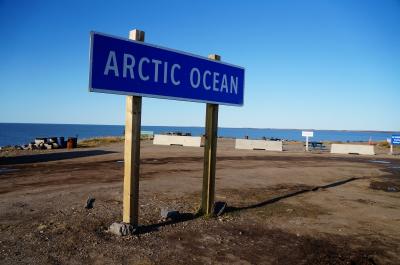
0 122 399 133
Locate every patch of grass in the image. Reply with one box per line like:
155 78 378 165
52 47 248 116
378 141 390 148
78 136 124 148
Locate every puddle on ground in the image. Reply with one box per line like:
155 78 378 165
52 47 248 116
0 168 19 173
369 160 391 164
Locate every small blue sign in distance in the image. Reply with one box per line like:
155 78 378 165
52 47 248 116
392 135 400 145
89 32 245 106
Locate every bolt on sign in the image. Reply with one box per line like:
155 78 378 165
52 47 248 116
89 30 245 227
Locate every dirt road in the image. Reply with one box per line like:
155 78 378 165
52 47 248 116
1 139 399 264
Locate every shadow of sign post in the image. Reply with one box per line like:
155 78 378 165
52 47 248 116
89 29 245 227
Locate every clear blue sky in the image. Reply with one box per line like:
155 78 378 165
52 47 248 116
0 0 399 131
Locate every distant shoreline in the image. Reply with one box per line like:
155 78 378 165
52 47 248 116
0 123 397 147
0 122 398 134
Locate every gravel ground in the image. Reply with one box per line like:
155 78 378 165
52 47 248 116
0 139 399 264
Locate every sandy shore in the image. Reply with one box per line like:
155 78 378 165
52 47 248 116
0 139 399 264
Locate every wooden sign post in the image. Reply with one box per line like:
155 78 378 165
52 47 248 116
200 54 220 216
122 29 145 226
89 29 244 228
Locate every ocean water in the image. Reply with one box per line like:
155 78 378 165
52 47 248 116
0 123 398 147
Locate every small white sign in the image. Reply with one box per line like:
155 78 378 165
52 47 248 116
302 131 314 137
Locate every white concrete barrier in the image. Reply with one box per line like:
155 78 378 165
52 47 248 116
330 144 375 155
235 139 283 151
153 134 201 147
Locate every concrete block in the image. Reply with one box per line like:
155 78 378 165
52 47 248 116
235 139 283 151
153 134 201 147
330 144 375 155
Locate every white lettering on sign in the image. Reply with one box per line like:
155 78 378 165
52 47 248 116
163 61 168 84
103 50 240 95
190 68 201 88
221 75 228 93
151 59 162 82
104 51 119 77
203 70 211 90
230 76 238 94
213 72 220 92
171 64 181 85
138 57 150 81
123 53 135 79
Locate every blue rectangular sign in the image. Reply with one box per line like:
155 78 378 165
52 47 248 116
89 32 245 106
392 135 400 145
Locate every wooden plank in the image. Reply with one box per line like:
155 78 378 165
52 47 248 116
200 54 220 215
123 29 145 226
